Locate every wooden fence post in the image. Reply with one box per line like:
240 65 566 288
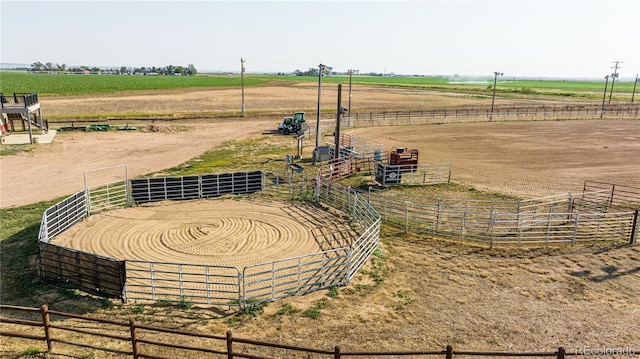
446 345 453 359
129 318 139 359
557 346 566 359
227 330 234 359
630 209 639 244
405 201 410 233
334 345 341 359
40 304 53 352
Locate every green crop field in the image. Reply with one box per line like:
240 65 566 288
0 70 636 97
0 71 269 96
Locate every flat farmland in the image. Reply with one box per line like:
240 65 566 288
2 81 637 206
1 83 639 358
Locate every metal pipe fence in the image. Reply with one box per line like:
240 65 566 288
302 104 638 143
36 163 636 307
345 105 639 127
315 177 382 280
243 248 350 307
359 187 638 246
84 164 129 214
130 170 263 204
123 261 242 306
38 169 381 308
38 190 87 243
375 162 452 187
582 180 640 209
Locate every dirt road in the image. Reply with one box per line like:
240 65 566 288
2 118 639 208
1 120 271 208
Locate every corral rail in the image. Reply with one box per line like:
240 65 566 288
3 304 630 359
37 169 381 309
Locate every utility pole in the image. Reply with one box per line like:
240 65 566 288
489 71 503 122
316 64 327 149
347 69 358 120
241 58 245 116
334 84 343 160
631 73 638 103
601 75 610 118
608 61 622 104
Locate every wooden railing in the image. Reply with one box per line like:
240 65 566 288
2 304 636 358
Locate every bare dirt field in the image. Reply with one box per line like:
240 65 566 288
349 119 640 198
3 84 636 208
1 119 272 208
1 85 639 357
2 117 637 208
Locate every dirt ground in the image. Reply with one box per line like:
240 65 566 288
3 84 635 208
349 119 640 198
51 197 357 268
1 84 639 357
1 118 637 208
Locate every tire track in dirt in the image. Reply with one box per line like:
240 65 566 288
51 198 357 268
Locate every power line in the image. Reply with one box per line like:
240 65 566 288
241 58 245 116
608 61 622 104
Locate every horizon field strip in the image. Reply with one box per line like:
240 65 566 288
0 71 636 97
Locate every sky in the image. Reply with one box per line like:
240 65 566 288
1 0 639 79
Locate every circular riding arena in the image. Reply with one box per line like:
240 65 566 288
50 196 359 269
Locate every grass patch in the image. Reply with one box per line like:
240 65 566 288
223 300 267 326
241 300 266 317
131 305 145 314
301 298 329 319
155 297 193 310
154 137 292 176
0 144 35 156
275 302 299 316
391 290 415 311
0 200 59 304
301 307 321 319
327 286 339 298
391 182 520 201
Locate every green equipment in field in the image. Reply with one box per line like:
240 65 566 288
277 112 307 135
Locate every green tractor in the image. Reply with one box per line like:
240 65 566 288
278 112 307 135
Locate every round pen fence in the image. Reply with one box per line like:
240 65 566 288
37 168 381 308
35 145 639 306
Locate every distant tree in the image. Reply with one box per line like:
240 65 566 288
27 61 197 75
30 62 45 71
186 64 197 76
294 68 318 76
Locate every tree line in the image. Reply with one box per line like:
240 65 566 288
293 67 390 77
29 62 197 76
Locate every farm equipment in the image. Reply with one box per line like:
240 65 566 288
278 112 307 135
390 148 419 169
375 148 420 186
87 124 110 131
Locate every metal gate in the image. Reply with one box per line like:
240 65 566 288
84 164 129 214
